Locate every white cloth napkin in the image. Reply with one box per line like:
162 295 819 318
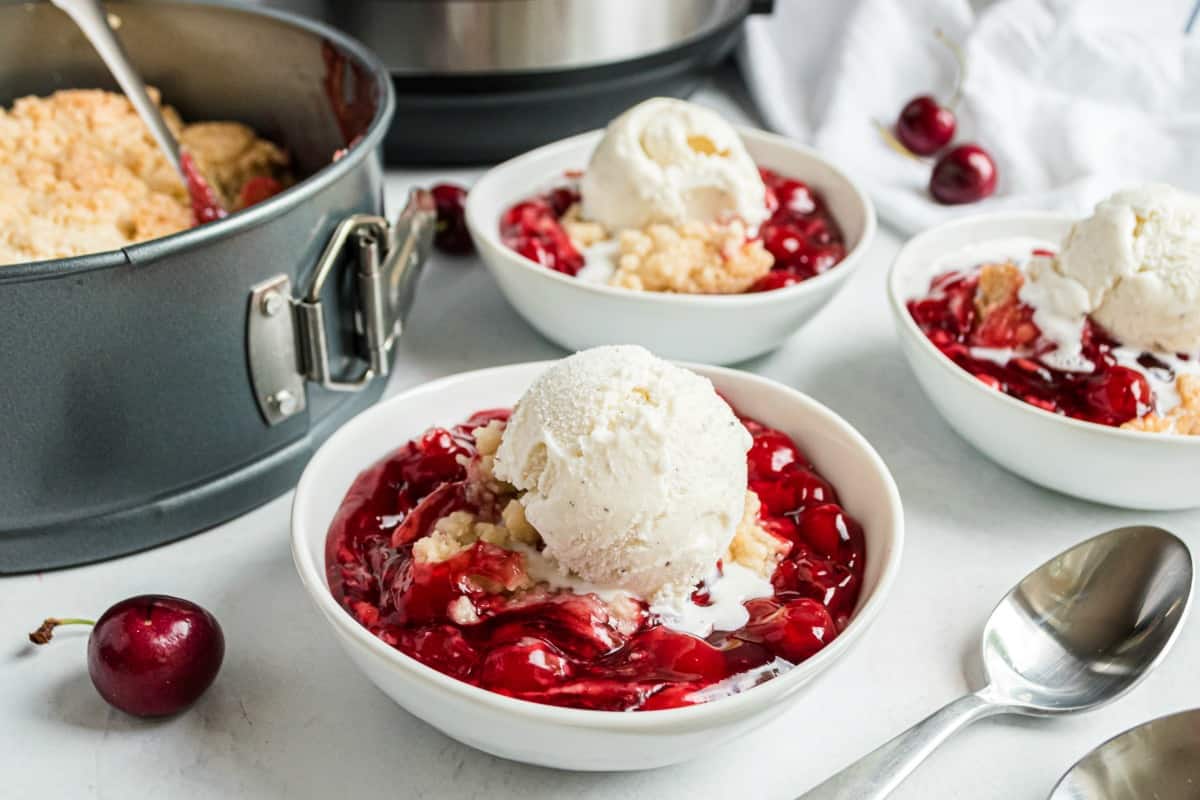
739 0 1200 234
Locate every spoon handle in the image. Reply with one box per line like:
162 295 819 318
50 0 182 174
797 692 1002 800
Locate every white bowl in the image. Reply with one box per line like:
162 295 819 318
292 362 904 771
889 212 1200 510
464 129 877 364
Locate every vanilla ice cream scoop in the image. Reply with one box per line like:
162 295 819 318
580 98 768 232
493 346 751 606
1050 184 1200 354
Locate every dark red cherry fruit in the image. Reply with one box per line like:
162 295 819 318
895 95 957 156
431 183 474 255
30 595 225 718
929 144 997 204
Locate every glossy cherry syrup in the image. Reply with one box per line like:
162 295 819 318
327 408 866 711
180 152 227 224
497 168 846 291
498 185 585 276
752 168 847 290
908 266 1152 427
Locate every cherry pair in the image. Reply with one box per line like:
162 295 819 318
891 31 997 205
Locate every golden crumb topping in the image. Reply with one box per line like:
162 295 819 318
0 89 289 266
1123 374 1200 436
611 220 773 294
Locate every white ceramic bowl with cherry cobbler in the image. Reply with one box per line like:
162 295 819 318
464 98 876 364
292 347 903 770
891 185 1200 510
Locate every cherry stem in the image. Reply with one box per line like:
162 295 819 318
935 28 966 110
28 617 96 645
874 120 925 163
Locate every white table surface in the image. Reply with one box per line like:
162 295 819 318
3 75 1198 800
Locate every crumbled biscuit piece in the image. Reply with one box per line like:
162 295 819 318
475 522 511 547
1123 374 1200 436
501 499 541 546
462 423 502 490
412 510 479 563
726 492 791 578
447 596 480 625
411 502 544 566
461 419 516 516
974 261 1024 318
611 219 772 294
561 203 608 248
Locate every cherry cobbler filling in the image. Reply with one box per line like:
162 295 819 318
327 408 866 711
909 260 1200 432
498 168 846 293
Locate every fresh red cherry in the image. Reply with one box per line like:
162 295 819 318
896 95 957 156
930 144 997 204
30 595 224 718
430 183 474 255
893 30 964 156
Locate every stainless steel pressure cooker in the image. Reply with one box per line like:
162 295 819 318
254 0 773 163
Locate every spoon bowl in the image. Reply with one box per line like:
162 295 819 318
981 525 1193 715
800 525 1193 800
1048 708 1200 800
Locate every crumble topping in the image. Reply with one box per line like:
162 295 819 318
561 203 773 294
612 219 773 294
975 261 1024 318
0 89 290 266
457 419 514 515
1122 374 1200 435
411 505 539 584
561 204 607 248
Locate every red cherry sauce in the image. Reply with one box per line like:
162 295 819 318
908 264 1152 427
180 151 227 225
327 407 866 711
497 167 846 291
498 183 585 276
751 168 847 291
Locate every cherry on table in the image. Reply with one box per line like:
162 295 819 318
929 144 998 204
29 594 224 718
893 29 964 156
896 95 957 156
430 183 474 255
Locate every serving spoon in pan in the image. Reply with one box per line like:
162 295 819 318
799 525 1193 799
49 0 227 222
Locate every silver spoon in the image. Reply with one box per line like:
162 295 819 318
799 525 1193 800
1048 707 1200 800
50 0 225 219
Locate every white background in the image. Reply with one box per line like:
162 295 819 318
3 76 1198 800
